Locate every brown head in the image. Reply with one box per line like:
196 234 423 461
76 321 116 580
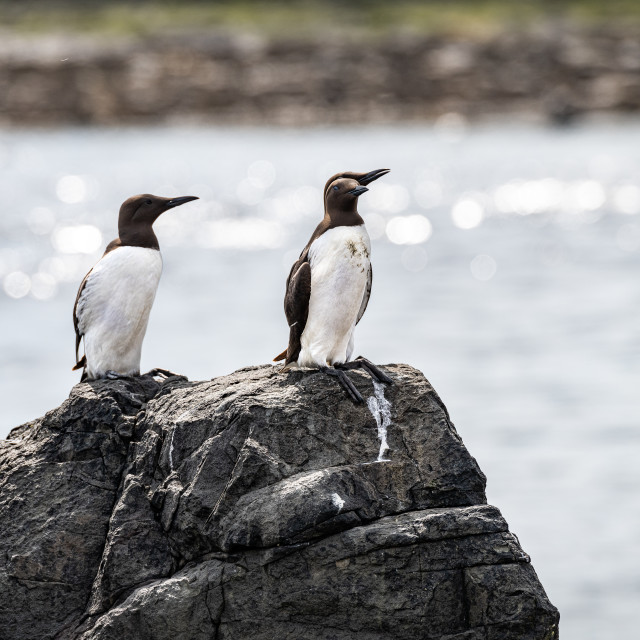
323 168 390 200
323 168 390 224
117 194 198 249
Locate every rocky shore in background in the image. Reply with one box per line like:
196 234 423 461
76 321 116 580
0 23 639 126
0 364 559 639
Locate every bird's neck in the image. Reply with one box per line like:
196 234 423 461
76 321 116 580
324 206 364 227
118 225 160 250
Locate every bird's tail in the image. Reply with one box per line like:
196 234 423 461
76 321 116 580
72 355 87 371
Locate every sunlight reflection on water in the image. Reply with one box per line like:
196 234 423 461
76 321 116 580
3 164 635 297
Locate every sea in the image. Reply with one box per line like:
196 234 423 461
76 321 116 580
1 120 639 639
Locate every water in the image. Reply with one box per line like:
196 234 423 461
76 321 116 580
1 122 639 639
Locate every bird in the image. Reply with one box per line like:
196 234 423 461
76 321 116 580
72 193 198 381
274 168 392 403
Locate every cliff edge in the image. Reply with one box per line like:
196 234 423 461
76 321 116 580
0 364 559 639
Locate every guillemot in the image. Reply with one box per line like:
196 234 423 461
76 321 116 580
274 169 392 403
72 193 198 381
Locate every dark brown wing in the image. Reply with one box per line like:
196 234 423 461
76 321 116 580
274 219 331 364
356 263 372 325
72 269 92 370
274 255 312 365
71 238 120 371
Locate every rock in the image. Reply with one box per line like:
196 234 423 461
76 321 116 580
1 25 640 125
0 364 559 639
0 375 161 640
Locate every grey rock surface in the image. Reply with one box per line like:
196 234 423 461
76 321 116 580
0 364 559 639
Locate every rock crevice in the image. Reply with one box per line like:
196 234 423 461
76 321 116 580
0 364 559 639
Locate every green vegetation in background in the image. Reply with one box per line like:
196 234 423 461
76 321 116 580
1 0 639 37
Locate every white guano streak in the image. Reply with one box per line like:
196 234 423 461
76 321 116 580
169 410 191 471
169 428 176 471
367 380 392 462
331 493 345 512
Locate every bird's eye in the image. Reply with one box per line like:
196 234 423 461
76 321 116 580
145 199 152 205
333 185 339 191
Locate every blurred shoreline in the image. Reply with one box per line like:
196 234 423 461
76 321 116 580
2 22 640 127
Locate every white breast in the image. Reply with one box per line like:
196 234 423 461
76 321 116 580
76 246 163 379
298 225 371 368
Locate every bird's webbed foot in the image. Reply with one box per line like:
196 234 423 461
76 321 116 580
319 365 364 404
336 357 393 385
145 367 184 380
104 370 135 381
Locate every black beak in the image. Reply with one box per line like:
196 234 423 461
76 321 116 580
166 195 199 209
359 168 390 186
348 186 369 197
